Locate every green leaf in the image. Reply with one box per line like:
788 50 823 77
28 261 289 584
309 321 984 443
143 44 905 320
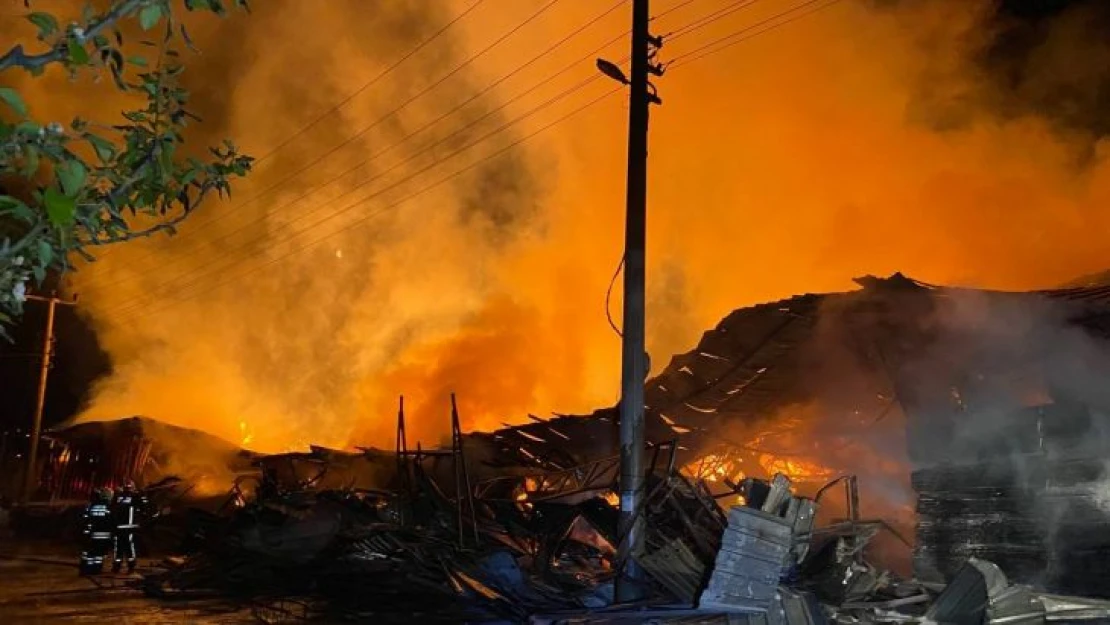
37 239 53 266
44 186 77 226
0 195 34 221
56 160 87 197
179 167 199 186
128 55 148 67
32 264 46 284
67 39 89 65
0 87 27 117
138 4 163 30
85 133 116 162
21 145 39 177
158 143 175 172
26 12 58 38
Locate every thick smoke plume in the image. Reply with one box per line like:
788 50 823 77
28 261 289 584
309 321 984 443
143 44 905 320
6 0 1109 452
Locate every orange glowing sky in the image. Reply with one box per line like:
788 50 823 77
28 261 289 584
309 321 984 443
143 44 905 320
6 0 1108 451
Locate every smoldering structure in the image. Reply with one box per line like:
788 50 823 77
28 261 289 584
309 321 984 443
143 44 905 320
13 273 1110 622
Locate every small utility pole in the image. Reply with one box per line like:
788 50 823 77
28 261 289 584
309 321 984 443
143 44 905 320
22 292 77 502
599 0 664 602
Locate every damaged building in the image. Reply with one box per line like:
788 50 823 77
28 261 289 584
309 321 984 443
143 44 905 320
12 273 1110 621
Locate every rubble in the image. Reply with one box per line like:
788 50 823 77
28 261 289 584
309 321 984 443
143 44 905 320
120 447 1109 624
921 558 1110 624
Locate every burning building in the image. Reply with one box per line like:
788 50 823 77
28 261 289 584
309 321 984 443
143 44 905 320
18 272 1110 607
613 272 1110 597
478 272 1110 598
33 416 258 504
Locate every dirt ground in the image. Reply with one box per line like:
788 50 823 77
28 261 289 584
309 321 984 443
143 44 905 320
0 539 255 624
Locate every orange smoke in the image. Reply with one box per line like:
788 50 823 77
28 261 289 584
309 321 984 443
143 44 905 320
4 0 1103 452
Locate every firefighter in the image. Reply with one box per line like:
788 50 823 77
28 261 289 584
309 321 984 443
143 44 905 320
110 480 147 573
78 488 113 575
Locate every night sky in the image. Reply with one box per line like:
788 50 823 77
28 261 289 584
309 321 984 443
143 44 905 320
1 0 1107 436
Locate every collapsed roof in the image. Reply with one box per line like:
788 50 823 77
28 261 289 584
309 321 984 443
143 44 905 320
481 273 1110 471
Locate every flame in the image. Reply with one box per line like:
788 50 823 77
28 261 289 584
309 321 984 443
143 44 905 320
758 455 834 482
190 474 238 498
603 491 619 507
238 421 254 446
685 449 833 486
682 453 747 484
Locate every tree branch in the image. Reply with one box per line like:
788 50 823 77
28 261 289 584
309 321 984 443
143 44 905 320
78 182 213 246
0 0 146 73
4 221 46 257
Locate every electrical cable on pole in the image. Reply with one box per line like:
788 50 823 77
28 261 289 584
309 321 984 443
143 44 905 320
669 0 842 68
665 0 761 40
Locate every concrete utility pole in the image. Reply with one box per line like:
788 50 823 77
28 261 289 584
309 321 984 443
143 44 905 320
603 0 663 602
22 292 77 502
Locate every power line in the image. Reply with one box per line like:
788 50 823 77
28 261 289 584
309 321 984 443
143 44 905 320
86 0 486 267
80 0 549 285
100 0 844 323
651 0 700 22
665 0 761 40
118 87 623 323
84 0 709 296
96 0 727 319
114 0 845 322
251 0 490 168
198 0 561 227
90 0 626 298
669 0 844 67
605 255 625 338
105 75 614 320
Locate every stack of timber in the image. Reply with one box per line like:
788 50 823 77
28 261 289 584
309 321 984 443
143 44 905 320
911 402 1110 598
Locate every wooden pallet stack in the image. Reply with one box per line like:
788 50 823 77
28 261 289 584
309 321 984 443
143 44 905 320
698 474 820 613
910 403 1110 598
